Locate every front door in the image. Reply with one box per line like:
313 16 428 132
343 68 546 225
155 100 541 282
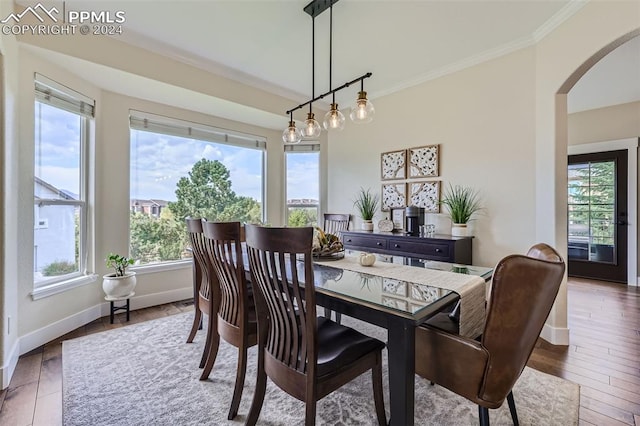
567 150 628 283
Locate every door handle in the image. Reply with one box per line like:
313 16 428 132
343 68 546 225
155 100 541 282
617 220 628 226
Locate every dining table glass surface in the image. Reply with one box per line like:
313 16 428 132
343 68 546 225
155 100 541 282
308 251 493 320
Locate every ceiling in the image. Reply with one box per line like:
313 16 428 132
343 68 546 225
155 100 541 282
19 0 640 125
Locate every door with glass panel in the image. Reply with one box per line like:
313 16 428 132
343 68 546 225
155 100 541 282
568 150 628 283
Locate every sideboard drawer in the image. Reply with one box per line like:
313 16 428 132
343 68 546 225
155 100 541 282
389 239 450 260
343 234 388 251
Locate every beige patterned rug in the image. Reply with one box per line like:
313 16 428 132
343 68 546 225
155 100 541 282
63 312 579 425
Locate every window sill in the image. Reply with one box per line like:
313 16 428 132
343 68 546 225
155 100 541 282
130 260 191 275
31 274 99 300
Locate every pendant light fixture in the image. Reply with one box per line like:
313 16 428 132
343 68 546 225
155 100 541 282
282 0 374 142
282 111 302 144
349 79 375 123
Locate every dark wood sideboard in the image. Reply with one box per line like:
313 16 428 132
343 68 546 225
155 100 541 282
341 231 472 265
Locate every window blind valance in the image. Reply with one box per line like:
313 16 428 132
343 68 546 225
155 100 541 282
284 143 320 152
34 73 95 117
129 110 267 150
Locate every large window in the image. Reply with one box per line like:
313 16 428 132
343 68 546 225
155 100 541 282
285 145 320 227
34 75 93 288
130 111 265 265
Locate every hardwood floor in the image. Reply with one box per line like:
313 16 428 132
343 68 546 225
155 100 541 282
0 278 638 425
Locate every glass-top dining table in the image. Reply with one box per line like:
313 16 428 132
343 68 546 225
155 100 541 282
305 251 493 426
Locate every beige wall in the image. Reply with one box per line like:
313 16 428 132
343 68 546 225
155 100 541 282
569 101 640 145
0 0 21 387
328 47 537 268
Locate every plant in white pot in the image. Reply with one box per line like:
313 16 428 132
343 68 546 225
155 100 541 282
353 187 379 231
102 253 137 299
440 184 482 237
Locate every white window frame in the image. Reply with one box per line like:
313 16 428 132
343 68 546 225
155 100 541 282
32 74 96 299
284 144 320 226
129 110 267 270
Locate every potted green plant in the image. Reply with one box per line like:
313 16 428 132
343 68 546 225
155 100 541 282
440 184 482 236
353 187 379 231
102 253 137 299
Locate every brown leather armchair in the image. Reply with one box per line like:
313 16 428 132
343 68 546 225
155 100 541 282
415 243 565 426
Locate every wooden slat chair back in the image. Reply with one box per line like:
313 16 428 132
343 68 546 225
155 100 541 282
323 213 350 236
244 224 387 426
184 218 220 372
201 220 257 420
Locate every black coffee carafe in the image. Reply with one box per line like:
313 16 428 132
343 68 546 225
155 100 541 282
405 205 425 236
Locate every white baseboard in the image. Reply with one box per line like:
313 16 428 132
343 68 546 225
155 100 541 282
540 323 570 345
1 339 21 389
20 286 193 358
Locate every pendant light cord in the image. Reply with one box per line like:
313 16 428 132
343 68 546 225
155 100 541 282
310 16 315 114
329 4 334 104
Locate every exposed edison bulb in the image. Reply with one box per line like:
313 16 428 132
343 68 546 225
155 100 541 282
282 121 302 144
350 91 375 123
301 112 322 138
323 103 345 131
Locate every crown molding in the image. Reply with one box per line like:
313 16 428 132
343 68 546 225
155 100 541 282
533 0 589 43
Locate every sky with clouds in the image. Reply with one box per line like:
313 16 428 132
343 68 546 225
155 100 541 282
36 102 319 204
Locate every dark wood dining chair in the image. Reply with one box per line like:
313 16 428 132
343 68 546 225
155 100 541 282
323 213 350 236
244 224 387 426
201 221 257 419
185 218 220 371
415 243 565 426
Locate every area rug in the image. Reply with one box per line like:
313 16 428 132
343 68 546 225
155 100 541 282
62 313 579 425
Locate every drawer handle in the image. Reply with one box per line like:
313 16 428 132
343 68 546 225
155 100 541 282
394 244 400 248
376 242 382 246
435 248 442 253
346 239 352 242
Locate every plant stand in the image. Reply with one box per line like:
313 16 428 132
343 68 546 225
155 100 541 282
106 292 135 324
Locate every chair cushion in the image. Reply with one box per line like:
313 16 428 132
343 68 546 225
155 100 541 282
316 316 385 377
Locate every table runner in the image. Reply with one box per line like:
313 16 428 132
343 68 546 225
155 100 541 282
316 255 486 338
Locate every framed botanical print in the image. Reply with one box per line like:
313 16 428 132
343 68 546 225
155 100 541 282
381 183 406 211
408 145 439 178
381 150 407 180
407 181 440 212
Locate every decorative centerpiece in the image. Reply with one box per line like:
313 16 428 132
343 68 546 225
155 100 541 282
312 227 345 260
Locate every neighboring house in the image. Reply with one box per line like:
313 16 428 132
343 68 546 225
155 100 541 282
34 177 76 274
130 199 169 218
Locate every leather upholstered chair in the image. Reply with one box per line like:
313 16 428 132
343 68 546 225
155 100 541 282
322 213 350 236
185 218 218 371
244 224 387 426
201 220 257 420
415 243 565 426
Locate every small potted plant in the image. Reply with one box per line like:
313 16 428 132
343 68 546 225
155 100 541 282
102 253 137 299
440 184 482 236
353 187 379 231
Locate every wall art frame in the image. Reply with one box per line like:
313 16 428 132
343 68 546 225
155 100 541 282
381 149 407 181
408 144 439 178
407 181 441 213
381 183 406 211
391 208 405 231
